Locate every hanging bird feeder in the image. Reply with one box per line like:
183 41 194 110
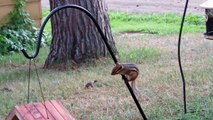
200 0 213 40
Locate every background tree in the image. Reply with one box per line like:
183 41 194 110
44 0 117 69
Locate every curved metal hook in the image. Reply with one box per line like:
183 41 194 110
21 4 117 63
21 4 147 119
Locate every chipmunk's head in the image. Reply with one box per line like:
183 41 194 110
111 63 123 75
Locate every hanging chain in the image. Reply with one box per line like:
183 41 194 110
33 59 49 119
27 59 49 119
27 59 32 103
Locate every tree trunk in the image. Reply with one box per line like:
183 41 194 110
44 0 117 69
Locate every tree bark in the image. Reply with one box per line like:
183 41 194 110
44 0 117 69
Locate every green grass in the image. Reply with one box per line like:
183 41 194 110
0 9 212 120
109 12 205 34
42 9 205 35
1 33 213 119
118 46 160 63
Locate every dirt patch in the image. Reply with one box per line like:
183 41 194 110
42 0 207 14
106 0 206 14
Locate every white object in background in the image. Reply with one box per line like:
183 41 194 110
200 0 213 9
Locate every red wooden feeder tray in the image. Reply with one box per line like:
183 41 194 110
6 100 75 120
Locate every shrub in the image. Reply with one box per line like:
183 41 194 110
0 0 48 56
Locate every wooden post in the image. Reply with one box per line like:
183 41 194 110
6 100 75 120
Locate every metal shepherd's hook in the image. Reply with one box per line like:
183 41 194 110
21 4 147 120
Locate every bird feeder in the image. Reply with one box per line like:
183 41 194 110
6 100 76 120
200 0 213 40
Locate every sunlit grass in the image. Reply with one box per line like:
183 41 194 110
118 46 160 63
109 12 205 34
41 9 205 35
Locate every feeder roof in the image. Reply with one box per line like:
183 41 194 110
200 0 213 9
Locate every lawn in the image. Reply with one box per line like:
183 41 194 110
0 10 212 120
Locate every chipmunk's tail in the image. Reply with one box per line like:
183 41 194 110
131 81 141 99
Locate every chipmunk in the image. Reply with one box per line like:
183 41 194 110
85 80 98 89
111 63 141 97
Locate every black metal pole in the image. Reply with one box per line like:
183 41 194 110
21 4 147 119
178 0 189 114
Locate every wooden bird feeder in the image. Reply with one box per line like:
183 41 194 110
6 100 76 120
200 0 213 40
